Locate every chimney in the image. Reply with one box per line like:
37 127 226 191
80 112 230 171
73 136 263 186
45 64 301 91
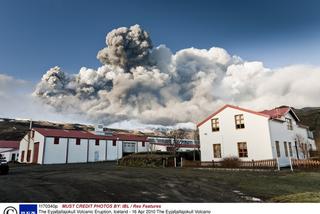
29 119 33 130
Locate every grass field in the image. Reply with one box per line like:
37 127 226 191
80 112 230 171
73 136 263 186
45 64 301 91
0 162 319 202
197 168 320 202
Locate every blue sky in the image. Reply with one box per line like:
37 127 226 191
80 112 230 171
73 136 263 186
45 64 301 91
0 0 320 82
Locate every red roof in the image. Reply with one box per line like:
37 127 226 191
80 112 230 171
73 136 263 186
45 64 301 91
33 128 148 142
33 128 101 139
0 140 20 149
197 104 270 127
259 107 300 121
259 107 289 118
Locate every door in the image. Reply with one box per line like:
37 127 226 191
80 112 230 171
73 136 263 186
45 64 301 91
94 151 99 161
21 151 25 162
33 143 39 164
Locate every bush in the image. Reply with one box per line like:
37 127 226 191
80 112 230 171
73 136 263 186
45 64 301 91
220 156 240 168
119 153 175 167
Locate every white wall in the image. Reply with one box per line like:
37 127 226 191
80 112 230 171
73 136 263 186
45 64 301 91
136 141 148 153
199 107 273 162
67 138 88 163
88 139 106 162
150 144 167 152
44 137 68 164
33 131 45 164
18 131 45 163
107 140 122 160
0 149 19 162
19 137 29 163
269 112 316 166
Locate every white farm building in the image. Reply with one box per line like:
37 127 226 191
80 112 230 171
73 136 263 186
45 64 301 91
197 104 316 167
19 128 149 164
0 140 20 162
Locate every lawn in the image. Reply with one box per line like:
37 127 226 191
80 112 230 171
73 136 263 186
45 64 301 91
198 169 320 202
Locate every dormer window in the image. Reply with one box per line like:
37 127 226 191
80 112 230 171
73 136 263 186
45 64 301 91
211 118 219 132
286 118 293 130
235 114 245 129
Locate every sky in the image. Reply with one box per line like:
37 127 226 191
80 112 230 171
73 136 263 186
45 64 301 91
0 0 320 82
0 0 320 127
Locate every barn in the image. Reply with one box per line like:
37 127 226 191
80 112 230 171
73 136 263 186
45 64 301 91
19 128 148 164
0 140 20 162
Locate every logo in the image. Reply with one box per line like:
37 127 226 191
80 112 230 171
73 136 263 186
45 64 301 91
19 205 37 214
3 207 18 214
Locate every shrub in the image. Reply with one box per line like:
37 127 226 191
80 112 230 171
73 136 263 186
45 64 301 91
220 156 240 168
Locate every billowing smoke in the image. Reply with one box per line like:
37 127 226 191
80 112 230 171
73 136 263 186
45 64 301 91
97 24 153 69
34 25 320 126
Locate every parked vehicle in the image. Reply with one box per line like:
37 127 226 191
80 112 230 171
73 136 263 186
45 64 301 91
0 154 9 175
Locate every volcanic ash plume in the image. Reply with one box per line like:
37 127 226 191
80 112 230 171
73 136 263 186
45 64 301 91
34 25 320 126
97 24 153 70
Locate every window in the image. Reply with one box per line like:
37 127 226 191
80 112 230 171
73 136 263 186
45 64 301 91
76 138 81 145
235 114 245 129
237 142 248 158
294 141 299 159
213 144 221 158
275 141 281 158
26 150 31 162
211 118 220 132
54 137 59 144
286 118 293 130
304 144 309 158
288 142 293 157
142 141 145 147
284 141 288 157
112 140 116 146
95 139 99 146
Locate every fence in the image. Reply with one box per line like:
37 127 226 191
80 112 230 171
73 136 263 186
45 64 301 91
187 159 277 169
239 159 277 169
291 159 320 169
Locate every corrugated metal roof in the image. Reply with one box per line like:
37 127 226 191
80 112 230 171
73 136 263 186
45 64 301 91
33 128 148 142
0 140 20 149
33 128 101 139
259 106 300 121
259 107 290 118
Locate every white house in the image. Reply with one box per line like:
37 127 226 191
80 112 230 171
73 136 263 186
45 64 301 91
0 140 20 162
197 104 316 167
19 128 149 164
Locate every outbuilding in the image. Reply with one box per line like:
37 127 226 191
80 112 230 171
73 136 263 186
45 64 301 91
0 140 20 162
19 128 148 164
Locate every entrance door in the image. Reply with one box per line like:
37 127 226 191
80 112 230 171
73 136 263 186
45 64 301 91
21 151 25 162
94 151 99 161
33 143 39 164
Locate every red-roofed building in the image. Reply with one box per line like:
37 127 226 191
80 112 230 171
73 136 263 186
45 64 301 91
0 140 20 162
19 128 149 164
197 104 316 167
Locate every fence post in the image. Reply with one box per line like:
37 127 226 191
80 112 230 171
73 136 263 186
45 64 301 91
252 159 255 169
289 156 293 172
276 157 280 171
181 157 183 167
174 157 176 168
